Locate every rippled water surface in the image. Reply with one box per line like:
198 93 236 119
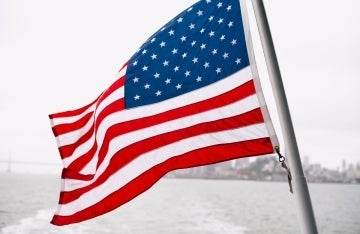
1 173 359 234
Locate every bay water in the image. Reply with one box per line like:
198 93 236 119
0 173 359 234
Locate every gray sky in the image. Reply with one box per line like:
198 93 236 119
0 0 359 173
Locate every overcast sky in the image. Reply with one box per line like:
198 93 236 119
0 0 359 173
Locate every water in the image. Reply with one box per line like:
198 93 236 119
0 173 359 234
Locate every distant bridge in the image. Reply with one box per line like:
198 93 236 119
0 159 61 172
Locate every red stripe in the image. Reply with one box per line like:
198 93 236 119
51 76 125 136
60 168 94 181
95 80 256 171
52 112 93 137
58 125 94 159
49 96 99 119
58 98 125 159
96 75 125 106
51 137 273 226
59 108 264 204
52 77 125 166
56 79 255 171
63 144 98 178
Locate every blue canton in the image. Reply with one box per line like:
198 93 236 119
125 0 249 108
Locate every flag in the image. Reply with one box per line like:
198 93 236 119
49 0 278 226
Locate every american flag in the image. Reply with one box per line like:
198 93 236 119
49 0 278 226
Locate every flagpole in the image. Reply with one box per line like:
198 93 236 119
250 0 318 233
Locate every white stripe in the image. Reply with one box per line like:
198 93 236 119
101 66 253 133
51 104 95 126
57 123 269 216
62 134 95 167
57 66 254 170
51 69 126 126
55 66 252 147
56 116 94 147
56 86 124 146
63 93 262 190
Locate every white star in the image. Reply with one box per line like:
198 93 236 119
223 52 229 59
212 49 218 55
165 78 171 84
231 39 237 45
132 60 138 66
160 41 166 47
217 2 223 8
209 16 214 21
196 76 202 82
227 5 232 11
218 18 224 24
192 57 199 63
228 21 234 27
133 77 139 83
174 66 180 72
150 38 156 43
216 67 222 74
177 17 183 23
176 84 182 89
155 90 162 96
197 10 203 16
182 52 187 58
220 35 226 41
144 83 150 89
134 94 140 100
142 66 148 71
154 72 160 79
185 70 191 77
235 58 242 64
151 54 157 60
209 31 215 37
163 60 169 66
204 62 210 68
200 43 206 49
172 48 178 54
142 49 147 54
200 28 205 34
191 41 196 46
168 29 175 36
189 23 195 30
180 36 187 42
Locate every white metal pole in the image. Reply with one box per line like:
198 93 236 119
250 0 318 233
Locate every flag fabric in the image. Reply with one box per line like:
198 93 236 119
49 0 278 226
